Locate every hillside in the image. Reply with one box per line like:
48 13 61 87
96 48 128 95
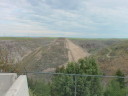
1 37 128 76
70 38 123 54
0 38 54 64
70 38 128 76
18 38 68 72
66 39 90 62
0 37 89 72
17 38 89 72
96 40 128 75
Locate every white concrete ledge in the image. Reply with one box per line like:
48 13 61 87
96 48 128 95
0 73 17 96
5 75 29 96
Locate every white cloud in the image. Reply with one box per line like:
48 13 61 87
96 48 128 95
0 0 128 38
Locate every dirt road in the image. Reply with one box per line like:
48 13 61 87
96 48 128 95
106 48 117 58
43 39 90 72
106 48 112 58
66 39 90 62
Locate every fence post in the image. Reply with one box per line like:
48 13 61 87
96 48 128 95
74 75 77 96
24 67 27 76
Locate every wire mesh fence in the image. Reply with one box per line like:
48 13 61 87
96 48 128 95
20 72 128 96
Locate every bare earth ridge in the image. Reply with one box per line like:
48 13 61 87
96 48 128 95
66 39 90 62
43 39 90 72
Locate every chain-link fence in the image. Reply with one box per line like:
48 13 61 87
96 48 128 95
24 72 128 96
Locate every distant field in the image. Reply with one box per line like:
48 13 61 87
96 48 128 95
69 37 128 40
0 37 34 40
0 37 58 40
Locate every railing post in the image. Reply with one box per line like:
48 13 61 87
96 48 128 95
74 75 77 96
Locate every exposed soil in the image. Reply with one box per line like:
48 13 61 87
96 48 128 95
66 39 90 62
43 39 90 72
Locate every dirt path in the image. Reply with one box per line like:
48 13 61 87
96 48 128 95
20 38 90 72
106 48 117 58
106 48 112 58
66 39 90 62
43 39 90 72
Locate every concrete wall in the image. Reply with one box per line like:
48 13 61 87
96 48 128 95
0 73 17 96
5 75 29 96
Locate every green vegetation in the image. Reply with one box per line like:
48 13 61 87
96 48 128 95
28 57 128 96
104 70 128 96
0 48 16 72
29 89 37 96
28 79 50 96
0 37 57 40
51 57 103 96
104 80 128 96
116 69 125 88
1 37 128 95
0 37 35 40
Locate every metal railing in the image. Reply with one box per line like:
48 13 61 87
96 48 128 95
23 72 128 96
24 71 128 78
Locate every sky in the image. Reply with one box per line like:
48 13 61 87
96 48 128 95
0 0 128 38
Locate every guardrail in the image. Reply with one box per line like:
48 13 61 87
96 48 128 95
24 72 128 96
